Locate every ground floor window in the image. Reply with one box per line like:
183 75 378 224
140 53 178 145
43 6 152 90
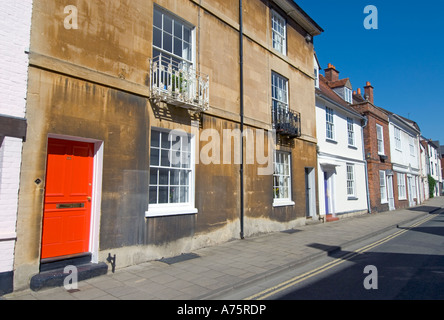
397 172 407 200
379 170 387 203
147 128 197 217
273 151 294 206
346 164 356 197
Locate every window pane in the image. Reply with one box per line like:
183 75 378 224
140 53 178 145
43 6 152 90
153 27 162 48
183 27 191 43
180 187 189 203
163 32 172 53
158 187 169 204
164 15 173 34
180 170 189 185
170 186 179 203
174 21 182 37
150 148 159 166
174 37 182 56
171 169 180 185
150 169 158 185
149 186 158 204
161 149 170 167
151 130 160 147
154 10 163 28
159 169 169 185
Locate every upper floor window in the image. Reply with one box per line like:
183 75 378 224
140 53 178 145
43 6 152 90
409 136 415 156
376 124 384 155
153 7 193 69
394 127 401 150
344 88 353 103
272 72 288 110
347 117 355 146
271 10 286 55
326 107 335 140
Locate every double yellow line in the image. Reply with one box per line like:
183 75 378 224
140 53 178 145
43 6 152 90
245 213 438 300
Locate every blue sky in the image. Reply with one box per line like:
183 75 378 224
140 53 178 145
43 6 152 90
297 0 444 144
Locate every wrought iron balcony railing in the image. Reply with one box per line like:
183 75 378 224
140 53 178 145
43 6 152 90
149 55 210 112
272 103 301 138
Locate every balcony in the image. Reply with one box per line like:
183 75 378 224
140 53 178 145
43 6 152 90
272 103 301 139
149 55 210 113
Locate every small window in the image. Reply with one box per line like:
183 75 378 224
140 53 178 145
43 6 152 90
394 127 401 150
409 136 415 156
379 170 387 203
344 88 353 103
376 124 384 155
347 117 355 146
326 107 335 140
273 151 294 206
347 164 356 197
271 10 286 55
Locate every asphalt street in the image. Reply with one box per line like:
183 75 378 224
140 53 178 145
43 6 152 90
254 212 444 300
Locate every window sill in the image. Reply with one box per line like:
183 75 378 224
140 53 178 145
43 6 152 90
347 196 359 200
273 200 295 207
146 206 198 218
348 145 357 150
326 138 337 144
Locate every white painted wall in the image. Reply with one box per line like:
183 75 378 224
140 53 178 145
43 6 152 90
316 97 368 216
0 0 33 276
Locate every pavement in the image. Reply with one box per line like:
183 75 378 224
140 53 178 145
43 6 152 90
3 196 444 300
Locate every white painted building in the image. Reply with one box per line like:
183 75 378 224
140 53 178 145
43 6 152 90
315 62 369 219
0 0 33 295
425 139 442 197
387 114 421 208
419 141 429 203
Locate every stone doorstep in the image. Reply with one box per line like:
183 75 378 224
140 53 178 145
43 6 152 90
326 214 340 222
30 262 108 292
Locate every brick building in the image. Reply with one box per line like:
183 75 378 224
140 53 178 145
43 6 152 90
351 83 394 213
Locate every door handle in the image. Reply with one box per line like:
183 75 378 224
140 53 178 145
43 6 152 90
87 196 92 201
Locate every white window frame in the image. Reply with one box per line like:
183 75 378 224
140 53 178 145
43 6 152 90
394 127 402 150
326 107 335 141
380 170 388 203
271 72 289 110
376 124 384 155
346 164 356 197
397 172 407 200
147 128 197 217
273 151 294 207
271 10 287 55
152 6 195 69
344 88 353 103
409 136 415 156
347 117 355 147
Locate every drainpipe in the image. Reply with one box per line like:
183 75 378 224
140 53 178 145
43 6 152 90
239 0 245 239
362 116 371 214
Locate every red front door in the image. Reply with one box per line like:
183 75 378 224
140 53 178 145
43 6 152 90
41 138 94 259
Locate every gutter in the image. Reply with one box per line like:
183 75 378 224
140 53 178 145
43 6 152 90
239 0 245 239
361 116 371 214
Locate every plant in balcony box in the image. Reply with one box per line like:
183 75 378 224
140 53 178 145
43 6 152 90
172 73 187 94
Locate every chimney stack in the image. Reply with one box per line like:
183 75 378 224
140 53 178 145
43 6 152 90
324 63 340 82
364 81 374 104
